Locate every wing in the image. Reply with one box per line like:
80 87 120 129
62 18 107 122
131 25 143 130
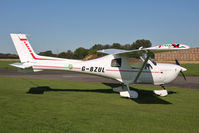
97 49 139 55
97 43 190 55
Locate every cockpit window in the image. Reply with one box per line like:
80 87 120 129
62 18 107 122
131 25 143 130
129 57 153 69
111 58 121 67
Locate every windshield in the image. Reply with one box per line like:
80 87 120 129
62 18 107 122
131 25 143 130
128 58 144 69
129 57 154 70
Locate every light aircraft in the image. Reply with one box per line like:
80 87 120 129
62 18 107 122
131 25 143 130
10 33 190 99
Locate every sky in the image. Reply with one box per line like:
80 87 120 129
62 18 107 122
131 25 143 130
0 0 198 54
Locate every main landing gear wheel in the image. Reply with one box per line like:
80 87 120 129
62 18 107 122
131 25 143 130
119 84 138 99
153 85 168 96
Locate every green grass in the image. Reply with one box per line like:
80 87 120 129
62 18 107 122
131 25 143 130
181 64 199 76
0 61 17 69
0 76 199 133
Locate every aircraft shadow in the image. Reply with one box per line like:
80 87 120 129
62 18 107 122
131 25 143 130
27 86 113 94
27 83 175 104
131 89 174 104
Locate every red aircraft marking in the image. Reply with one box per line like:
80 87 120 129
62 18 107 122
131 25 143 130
106 69 162 73
20 38 27 41
158 44 179 48
33 65 81 69
172 44 179 48
19 37 62 61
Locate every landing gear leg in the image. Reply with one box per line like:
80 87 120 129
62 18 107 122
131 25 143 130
112 83 127 92
153 85 168 96
120 84 139 99
160 85 166 90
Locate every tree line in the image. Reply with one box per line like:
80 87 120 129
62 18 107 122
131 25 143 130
39 39 152 59
0 53 18 59
0 39 152 59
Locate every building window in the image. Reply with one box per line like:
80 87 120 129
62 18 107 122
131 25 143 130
111 58 121 67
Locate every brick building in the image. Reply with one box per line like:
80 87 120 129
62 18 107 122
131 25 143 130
154 48 199 61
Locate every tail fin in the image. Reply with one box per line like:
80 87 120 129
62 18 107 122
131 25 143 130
10 33 37 63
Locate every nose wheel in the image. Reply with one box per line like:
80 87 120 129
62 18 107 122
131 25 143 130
153 85 168 96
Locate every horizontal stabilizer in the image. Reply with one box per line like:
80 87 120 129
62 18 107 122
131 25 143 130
10 62 42 73
10 62 32 69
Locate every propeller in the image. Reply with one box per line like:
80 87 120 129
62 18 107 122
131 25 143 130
175 59 186 80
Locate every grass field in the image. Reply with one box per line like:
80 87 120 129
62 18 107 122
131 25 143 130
181 64 199 76
0 61 17 69
0 76 199 133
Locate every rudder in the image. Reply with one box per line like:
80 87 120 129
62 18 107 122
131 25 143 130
10 33 37 63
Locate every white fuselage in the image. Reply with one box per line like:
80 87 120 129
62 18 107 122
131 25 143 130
28 54 184 86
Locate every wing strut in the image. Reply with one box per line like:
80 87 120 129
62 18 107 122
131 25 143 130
133 52 152 83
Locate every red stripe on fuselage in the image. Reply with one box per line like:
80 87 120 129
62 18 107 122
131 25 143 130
30 53 61 61
33 65 67 68
106 69 162 73
33 65 81 69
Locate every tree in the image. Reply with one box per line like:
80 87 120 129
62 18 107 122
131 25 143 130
73 47 88 59
126 39 152 58
57 52 67 58
38 50 55 57
122 44 131 50
0 53 18 59
88 49 97 55
131 39 152 49
57 50 74 59
111 43 121 49
103 44 110 49
65 50 74 59
90 44 104 50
